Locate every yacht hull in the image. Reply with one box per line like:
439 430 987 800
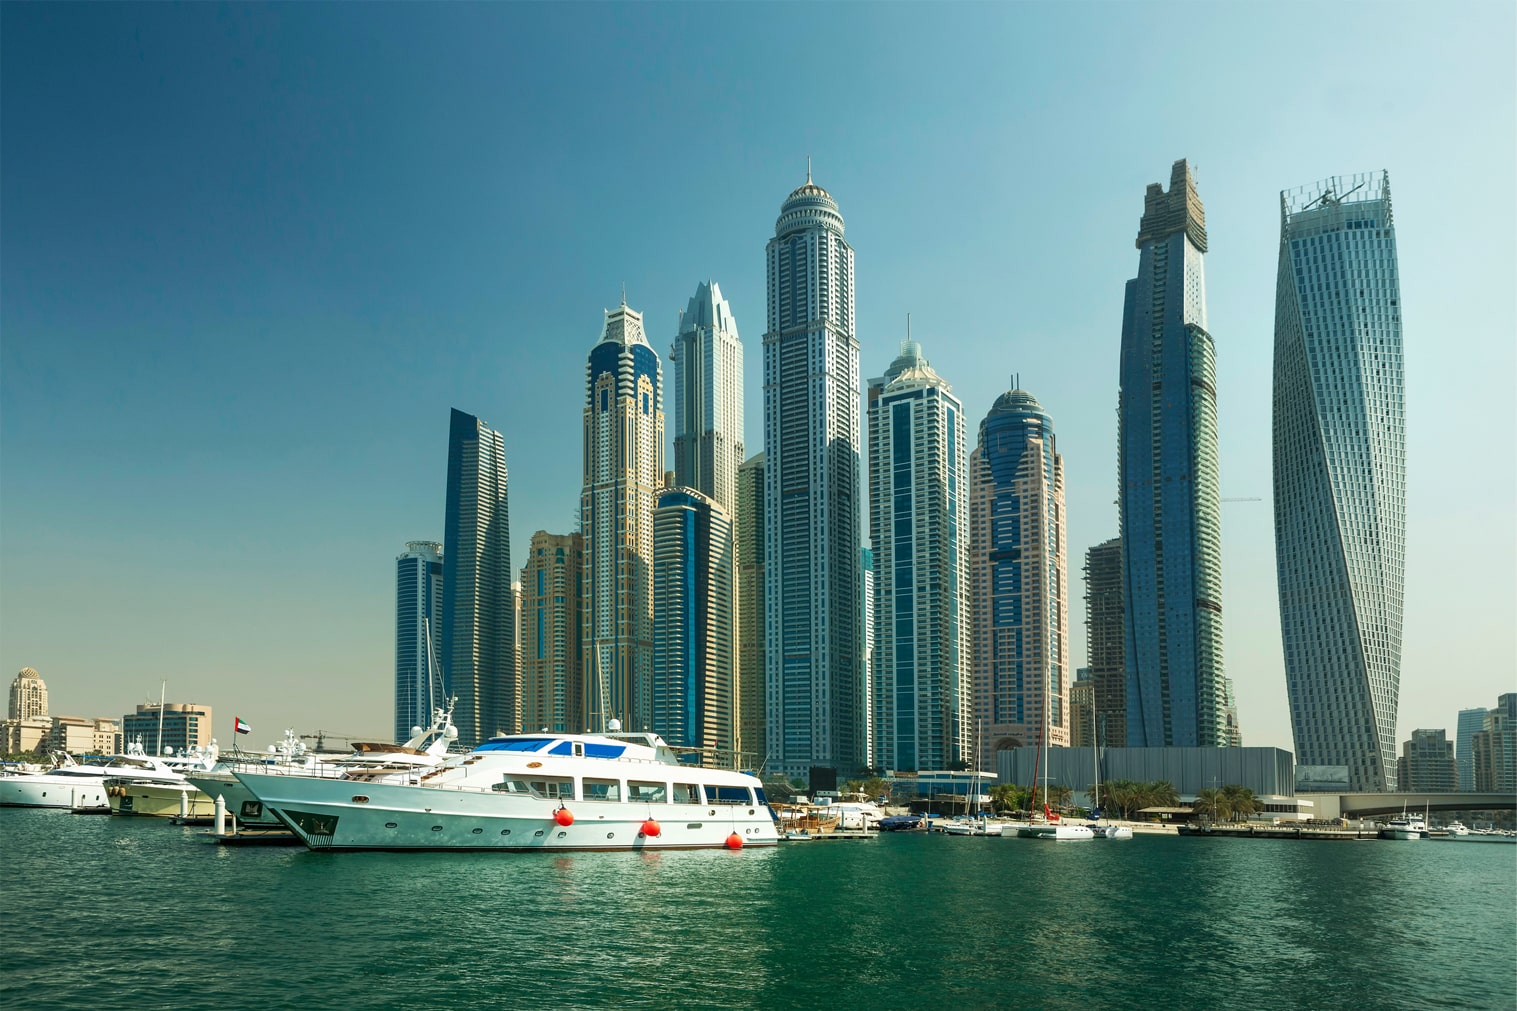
184 773 286 828
236 771 780 852
1017 823 1095 841
107 782 215 818
0 776 109 810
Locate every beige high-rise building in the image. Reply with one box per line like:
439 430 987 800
9 667 48 720
582 298 664 732
736 453 765 768
969 386 1070 772
520 531 585 734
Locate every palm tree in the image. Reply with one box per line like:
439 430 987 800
1221 784 1259 822
1145 780 1180 812
990 784 1028 815
1102 779 1142 820
1194 787 1224 822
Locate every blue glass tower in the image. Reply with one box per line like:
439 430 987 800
1273 172 1404 791
395 540 443 743
1117 160 1229 748
442 408 513 748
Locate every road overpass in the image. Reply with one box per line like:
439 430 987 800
1299 792 1515 820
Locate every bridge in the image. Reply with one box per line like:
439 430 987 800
1299 792 1515 820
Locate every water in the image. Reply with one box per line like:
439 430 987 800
3 810 1513 1010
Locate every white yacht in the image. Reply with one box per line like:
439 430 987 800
1379 813 1427 840
234 721 779 852
105 742 220 818
0 753 112 811
188 710 458 829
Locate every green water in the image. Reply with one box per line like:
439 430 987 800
2 810 1513 1009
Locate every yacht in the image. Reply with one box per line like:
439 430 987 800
942 815 1004 837
105 742 220 818
0 753 112 811
187 710 458 829
1379 813 1427 841
234 721 779 852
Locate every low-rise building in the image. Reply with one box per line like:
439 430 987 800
121 702 213 756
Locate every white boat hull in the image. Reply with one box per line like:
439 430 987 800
184 773 286 827
1017 823 1095 841
0 775 109 810
236 771 780 852
1097 825 1134 840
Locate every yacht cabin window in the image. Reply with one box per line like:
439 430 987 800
582 778 621 802
706 785 753 805
495 775 574 800
628 781 666 803
672 783 700 804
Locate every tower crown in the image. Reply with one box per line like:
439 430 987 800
775 175 844 238
1136 159 1207 252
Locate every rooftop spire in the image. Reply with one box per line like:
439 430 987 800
807 154 812 184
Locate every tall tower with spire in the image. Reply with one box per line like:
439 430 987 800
867 340 971 772
1117 159 1230 748
582 296 664 732
763 168 862 778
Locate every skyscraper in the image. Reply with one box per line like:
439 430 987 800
1083 538 1126 748
736 453 765 768
671 280 744 513
868 341 971 773
969 386 1069 771
582 298 663 733
7 667 47 720
443 408 514 748
1456 707 1487 792
763 169 862 779
1117 159 1229 748
1273 171 1405 791
861 544 876 771
651 484 734 760
669 280 743 761
395 540 443 743
519 531 584 734
1473 694 1517 793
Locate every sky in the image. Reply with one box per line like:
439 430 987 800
2 3 1513 751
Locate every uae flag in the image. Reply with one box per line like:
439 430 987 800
234 717 253 735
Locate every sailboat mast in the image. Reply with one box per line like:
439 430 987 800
155 680 166 756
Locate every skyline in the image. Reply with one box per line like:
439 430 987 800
2 4 1512 753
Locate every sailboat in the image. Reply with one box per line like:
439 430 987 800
1016 669 1093 841
1088 699 1131 840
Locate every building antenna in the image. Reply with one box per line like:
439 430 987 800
620 282 626 307
806 155 812 184
907 312 911 342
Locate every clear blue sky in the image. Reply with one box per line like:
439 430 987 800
3 3 1512 749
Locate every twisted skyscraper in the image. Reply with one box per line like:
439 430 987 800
764 170 862 778
1273 172 1405 792
1117 160 1230 748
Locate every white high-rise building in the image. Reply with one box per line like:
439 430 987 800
666 281 742 760
582 298 664 733
1273 172 1405 792
867 341 971 773
395 541 443 743
671 280 744 514
763 169 862 779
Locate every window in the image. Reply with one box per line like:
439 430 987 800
672 783 700 804
516 776 573 800
628 781 666 803
706 785 752 805
583 778 621 802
